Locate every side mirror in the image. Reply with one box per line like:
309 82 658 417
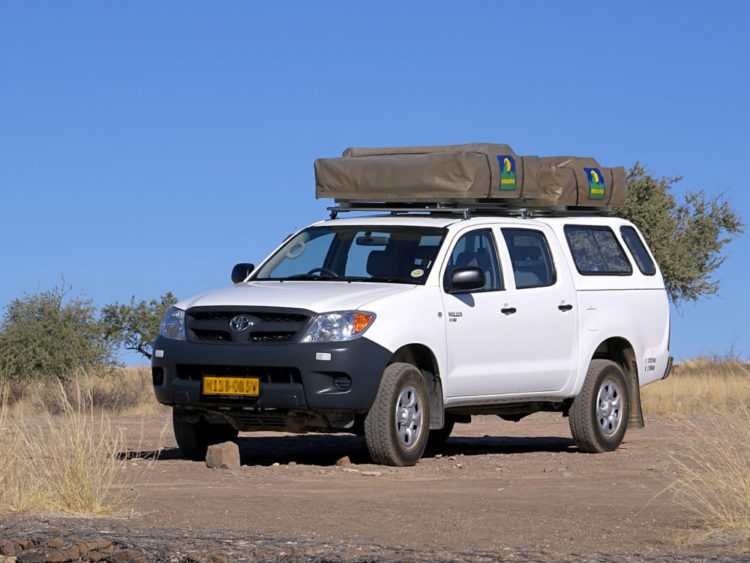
231 263 255 284
447 267 486 293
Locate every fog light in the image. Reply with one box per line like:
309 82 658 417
333 375 352 391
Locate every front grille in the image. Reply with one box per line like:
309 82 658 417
176 364 302 384
193 329 231 342
249 332 296 343
186 306 311 344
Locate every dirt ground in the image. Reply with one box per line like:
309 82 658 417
1 413 747 562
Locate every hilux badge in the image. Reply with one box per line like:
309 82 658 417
229 315 253 332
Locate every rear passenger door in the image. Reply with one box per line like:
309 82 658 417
496 226 577 393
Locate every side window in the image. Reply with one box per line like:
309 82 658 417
443 229 503 291
564 225 633 275
502 229 556 289
620 226 656 276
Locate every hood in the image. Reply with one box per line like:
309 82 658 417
176 281 416 313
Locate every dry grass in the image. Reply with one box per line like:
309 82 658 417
641 358 750 548
2 366 167 418
667 406 750 547
641 358 750 415
0 377 154 516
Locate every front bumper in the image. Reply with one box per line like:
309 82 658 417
151 336 392 415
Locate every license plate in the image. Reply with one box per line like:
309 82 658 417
203 376 259 397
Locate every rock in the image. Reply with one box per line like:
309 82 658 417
0 542 20 556
43 550 68 562
335 456 351 466
85 538 112 552
112 548 143 562
206 441 240 470
46 538 66 549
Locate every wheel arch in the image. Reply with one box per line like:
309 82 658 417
591 337 644 429
390 344 444 430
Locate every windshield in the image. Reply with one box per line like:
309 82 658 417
254 225 446 284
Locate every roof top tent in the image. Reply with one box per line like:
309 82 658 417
314 143 626 217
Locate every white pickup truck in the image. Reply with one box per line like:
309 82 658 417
152 144 672 465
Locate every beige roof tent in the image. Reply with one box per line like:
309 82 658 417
314 143 625 210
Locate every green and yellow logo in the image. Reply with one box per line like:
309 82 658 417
584 167 605 200
498 155 516 191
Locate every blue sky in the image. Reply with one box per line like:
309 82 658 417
1 1 748 364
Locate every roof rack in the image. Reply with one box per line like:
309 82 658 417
327 201 614 220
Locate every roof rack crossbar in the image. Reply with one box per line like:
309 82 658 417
327 201 613 220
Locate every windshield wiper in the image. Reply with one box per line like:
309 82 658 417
362 276 413 284
283 274 338 281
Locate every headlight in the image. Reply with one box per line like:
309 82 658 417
159 307 186 340
299 311 375 343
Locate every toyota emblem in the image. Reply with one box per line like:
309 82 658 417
229 314 253 332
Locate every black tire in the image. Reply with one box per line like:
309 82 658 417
172 411 239 461
364 362 430 466
569 359 629 453
426 414 456 453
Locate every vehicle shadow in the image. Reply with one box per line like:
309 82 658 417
427 435 577 457
121 433 577 466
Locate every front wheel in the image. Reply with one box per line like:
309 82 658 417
173 410 239 461
364 362 430 466
569 359 629 453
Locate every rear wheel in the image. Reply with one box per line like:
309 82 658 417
172 410 239 461
569 359 629 452
364 362 430 466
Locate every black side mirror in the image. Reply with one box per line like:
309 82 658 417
231 263 255 284
447 267 486 293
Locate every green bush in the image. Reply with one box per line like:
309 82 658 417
621 165 743 304
101 292 177 360
0 284 116 382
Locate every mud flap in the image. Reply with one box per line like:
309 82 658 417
627 359 645 429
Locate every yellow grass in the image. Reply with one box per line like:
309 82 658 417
667 406 750 546
640 359 750 547
641 358 750 415
3 366 168 418
0 377 153 515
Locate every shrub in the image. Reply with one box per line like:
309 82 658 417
0 284 117 382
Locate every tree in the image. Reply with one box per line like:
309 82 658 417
619 164 743 304
0 284 117 381
101 292 177 360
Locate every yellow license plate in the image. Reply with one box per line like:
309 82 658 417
203 376 259 396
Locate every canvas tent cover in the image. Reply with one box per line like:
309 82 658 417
315 143 625 208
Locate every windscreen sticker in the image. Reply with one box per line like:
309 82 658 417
410 268 425 278
498 155 516 191
584 167 606 200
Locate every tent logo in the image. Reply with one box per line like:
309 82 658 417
498 155 516 191
584 167 605 200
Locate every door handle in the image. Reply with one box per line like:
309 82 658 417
501 307 517 315
558 304 573 312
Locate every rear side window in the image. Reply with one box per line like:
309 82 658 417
502 229 556 288
620 226 656 276
564 225 632 275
